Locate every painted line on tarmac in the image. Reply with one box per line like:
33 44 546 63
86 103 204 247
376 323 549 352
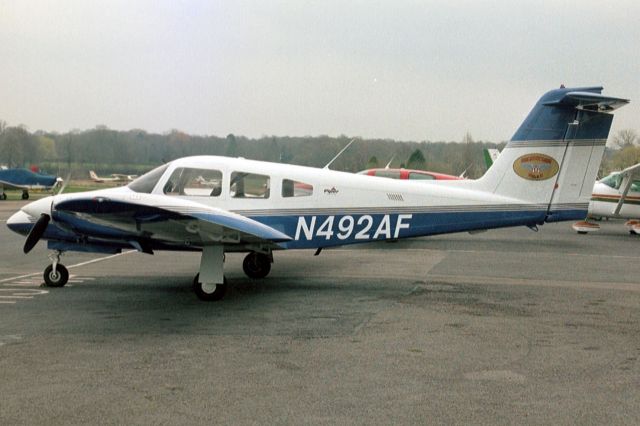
0 251 133 284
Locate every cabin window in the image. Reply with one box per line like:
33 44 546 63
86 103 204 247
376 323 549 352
631 180 640 192
408 172 434 180
375 170 401 179
230 171 270 198
163 167 223 196
282 179 313 197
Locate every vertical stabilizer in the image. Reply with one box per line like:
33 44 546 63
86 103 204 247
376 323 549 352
474 86 628 222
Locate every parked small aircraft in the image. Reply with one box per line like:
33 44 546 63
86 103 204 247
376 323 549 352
6 86 629 300
89 170 137 183
0 168 62 200
572 163 640 234
357 168 462 181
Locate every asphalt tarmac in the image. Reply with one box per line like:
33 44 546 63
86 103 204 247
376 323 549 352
1 199 639 425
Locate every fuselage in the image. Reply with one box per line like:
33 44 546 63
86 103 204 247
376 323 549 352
0 168 59 191
7 155 553 252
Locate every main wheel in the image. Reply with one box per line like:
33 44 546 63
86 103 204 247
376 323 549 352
242 252 271 279
193 274 227 301
44 264 69 287
0 193 6 200
21 192 29 200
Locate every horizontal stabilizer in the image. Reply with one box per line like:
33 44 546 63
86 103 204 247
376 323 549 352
544 90 629 111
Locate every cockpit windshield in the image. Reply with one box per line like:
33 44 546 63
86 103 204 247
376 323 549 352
600 172 622 189
128 164 169 193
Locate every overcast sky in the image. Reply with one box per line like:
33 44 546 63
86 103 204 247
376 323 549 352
1 0 638 142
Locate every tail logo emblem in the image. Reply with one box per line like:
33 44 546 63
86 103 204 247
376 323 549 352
513 153 559 181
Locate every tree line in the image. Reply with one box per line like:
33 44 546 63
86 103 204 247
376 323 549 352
0 120 637 179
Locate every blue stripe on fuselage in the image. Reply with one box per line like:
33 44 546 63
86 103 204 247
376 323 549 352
251 209 569 249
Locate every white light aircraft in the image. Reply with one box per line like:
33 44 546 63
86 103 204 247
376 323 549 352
7 86 629 300
89 170 138 183
572 162 640 234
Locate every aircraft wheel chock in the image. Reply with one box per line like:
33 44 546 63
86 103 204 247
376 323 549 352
44 264 69 287
242 252 271 279
193 274 227 301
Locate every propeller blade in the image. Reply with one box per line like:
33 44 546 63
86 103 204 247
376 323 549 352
57 173 72 195
23 213 50 254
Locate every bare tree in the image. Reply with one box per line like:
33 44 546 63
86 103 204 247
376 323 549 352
611 129 638 149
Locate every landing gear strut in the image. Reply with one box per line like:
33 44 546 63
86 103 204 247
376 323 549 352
21 191 29 200
242 252 271 279
43 250 68 287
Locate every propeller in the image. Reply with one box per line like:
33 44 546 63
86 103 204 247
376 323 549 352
22 171 70 253
23 213 50 254
56 172 71 195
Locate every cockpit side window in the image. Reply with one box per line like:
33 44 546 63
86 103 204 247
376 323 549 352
282 179 313 197
163 167 223 196
128 164 169 194
230 171 270 198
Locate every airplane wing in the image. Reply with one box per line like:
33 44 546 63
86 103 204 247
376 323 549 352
0 179 24 190
613 163 640 216
53 193 291 251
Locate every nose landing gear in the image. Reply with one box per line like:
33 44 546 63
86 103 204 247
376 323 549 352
43 250 68 287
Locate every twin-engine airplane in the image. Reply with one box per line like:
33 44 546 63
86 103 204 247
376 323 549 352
6 86 629 301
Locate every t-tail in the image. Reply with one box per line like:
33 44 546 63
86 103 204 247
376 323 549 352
473 86 629 223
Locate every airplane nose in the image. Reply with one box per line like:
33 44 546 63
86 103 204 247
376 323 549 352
21 196 53 219
6 210 34 235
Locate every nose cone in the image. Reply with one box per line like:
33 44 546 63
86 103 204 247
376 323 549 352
21 196 53 219
6 210 34 236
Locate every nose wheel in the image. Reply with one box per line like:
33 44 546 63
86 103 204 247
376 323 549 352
44 264 69 287
43 250 68 287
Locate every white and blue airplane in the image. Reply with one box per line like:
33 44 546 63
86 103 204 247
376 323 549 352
6 86 629 300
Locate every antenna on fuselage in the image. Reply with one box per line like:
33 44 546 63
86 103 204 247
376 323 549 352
323 138 357 170
384 154 396 169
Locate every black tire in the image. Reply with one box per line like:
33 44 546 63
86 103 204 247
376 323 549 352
21 192 29 200
0 193 6 200
44 264 69 287
193 274 227 301
242 252 271 279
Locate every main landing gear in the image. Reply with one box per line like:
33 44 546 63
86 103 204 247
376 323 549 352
192 249 273 301
43 250 69 287
192 246 227 301
21 190 29 200
242 252 271 279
